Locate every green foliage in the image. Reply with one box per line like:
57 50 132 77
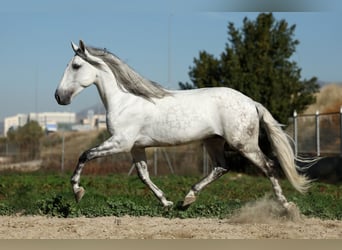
179 13 319 124
37 194 79 218
7 121 44 145
0 173 341 219
0 203 13 215
290 184 342 220
7 121 44 159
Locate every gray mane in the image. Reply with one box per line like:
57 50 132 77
78 46 171 101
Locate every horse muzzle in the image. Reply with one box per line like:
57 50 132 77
55 89 71 105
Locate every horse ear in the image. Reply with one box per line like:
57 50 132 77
71 41 79 53
79 40 86 53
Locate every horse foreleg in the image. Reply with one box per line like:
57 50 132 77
131 147 173 207
71 136 130 203
70 150 90 203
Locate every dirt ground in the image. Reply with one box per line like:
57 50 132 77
0 215 341 239
0 199 342 239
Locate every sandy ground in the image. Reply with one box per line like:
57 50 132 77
0 215 341 239
0 199 342 239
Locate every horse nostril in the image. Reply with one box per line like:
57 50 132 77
55 91 61 103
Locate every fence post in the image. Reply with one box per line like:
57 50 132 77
161 149 174 174
293 110 298 157
315 110 320 156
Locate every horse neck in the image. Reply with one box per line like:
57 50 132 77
95 70 138 112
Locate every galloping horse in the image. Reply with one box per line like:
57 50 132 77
55 40 310 211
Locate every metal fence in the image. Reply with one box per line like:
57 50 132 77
291 109 342 156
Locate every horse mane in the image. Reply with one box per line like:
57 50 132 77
80 46 171 101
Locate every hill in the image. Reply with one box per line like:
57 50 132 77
304 83 342 114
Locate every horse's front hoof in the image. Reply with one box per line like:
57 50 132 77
163 200 174 208
74 187 85 203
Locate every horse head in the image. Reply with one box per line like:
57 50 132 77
55 40 100 105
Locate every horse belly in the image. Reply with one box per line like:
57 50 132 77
147 102 219 145
137 87 258 147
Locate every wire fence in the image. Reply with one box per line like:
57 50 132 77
289 109 342 156
0 142 36 162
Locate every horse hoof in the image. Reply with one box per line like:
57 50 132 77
74 187 85 203
284 201 296 210
176 200 190 211
283 201 301 220
182 195 196 208
163 200 174 208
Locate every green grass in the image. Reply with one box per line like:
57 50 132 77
0 172 341 219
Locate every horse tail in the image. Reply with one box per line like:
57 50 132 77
255 102 311 193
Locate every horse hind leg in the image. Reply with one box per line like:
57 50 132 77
240 147 293 210
183 137 228 208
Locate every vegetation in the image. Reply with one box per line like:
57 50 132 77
0 172 341 220
179 13 319 124
6 121 44 160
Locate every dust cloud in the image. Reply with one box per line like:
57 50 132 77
229 195 302 224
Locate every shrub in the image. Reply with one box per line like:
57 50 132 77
37 194 79 218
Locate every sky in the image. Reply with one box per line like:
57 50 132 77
1 0 342 122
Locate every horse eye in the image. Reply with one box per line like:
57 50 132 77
72 64 81 70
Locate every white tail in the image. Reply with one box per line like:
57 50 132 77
256 103 311 193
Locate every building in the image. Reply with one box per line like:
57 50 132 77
3 114 28 136
73 110 106 131
3 112 76 136
28 112 76 131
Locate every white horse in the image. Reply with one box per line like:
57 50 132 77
55 40 310 211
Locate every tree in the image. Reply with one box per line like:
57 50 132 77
179 13 319 124
7 121 44 160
